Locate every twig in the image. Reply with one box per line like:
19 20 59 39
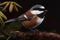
16 31 60 40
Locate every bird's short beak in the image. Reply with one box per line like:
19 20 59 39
44 10 48 12
44 10 48 15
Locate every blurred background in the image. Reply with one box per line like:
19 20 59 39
0 0 60 40
0 0 60 33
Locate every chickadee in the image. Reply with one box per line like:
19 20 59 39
5 4 47 31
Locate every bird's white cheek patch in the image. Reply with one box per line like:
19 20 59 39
31 10 44 15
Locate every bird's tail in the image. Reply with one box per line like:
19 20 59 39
5 14 27 23
5 18 17 23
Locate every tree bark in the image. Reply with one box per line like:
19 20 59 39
16 31 60 40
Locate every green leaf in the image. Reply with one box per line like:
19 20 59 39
0 16 5 29
0 11 7 20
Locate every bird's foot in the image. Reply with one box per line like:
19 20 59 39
30 29 39 32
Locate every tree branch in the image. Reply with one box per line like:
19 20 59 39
16 31 60 40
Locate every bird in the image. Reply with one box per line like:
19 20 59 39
4 4 47 31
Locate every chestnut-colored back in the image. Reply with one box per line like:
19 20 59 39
21 10 38 28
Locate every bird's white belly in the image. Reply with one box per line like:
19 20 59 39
33 17 44 28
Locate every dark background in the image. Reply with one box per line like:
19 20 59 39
0 0 60 33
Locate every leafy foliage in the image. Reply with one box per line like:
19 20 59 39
0 1 22 13
0 1 22 39
4 21 23 35
0 11 7 29
0 11 7 20
0 16 5 29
